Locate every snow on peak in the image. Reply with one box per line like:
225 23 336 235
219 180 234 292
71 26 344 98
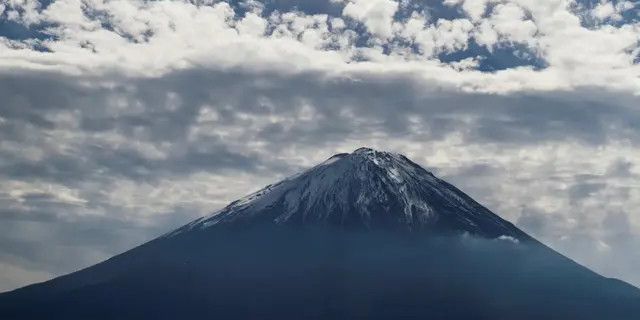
166 148 526 240
352 147 376 154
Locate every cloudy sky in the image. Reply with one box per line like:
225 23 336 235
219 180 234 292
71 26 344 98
0 0 639 291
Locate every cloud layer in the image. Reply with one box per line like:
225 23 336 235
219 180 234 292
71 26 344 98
0 0 639 291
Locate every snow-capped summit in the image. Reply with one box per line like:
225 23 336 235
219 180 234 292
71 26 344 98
171 148 529 240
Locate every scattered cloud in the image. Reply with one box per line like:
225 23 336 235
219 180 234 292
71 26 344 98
342 0 399 39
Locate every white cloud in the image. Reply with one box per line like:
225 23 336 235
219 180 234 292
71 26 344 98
450 56 480 70
592 2 617 21
489 3 537 45
237 12 268 36
591 1 636 22
399 13 474 56
0 0 42 24
474 19 499 48
497 235 520 244
445 0 494 21
342 0 399 39
0 0 637 93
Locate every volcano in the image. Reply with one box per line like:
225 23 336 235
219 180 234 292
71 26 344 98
1 148 639 320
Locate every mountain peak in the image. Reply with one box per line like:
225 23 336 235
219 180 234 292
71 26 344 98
326 147 423 175
352 146 377 154
347 147 402 161
168 148 527 240
325 147 396 165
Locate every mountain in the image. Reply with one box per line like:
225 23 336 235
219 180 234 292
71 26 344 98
1 148 639 320
168 147 529 238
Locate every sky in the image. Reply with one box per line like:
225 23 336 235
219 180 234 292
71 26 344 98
0 0 639 291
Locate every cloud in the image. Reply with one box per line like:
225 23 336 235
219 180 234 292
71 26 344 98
342 0 399 39
0 0 637 92
0 262 51 293
399 14 474 56
444 0 491 21
590 1 636 22
1 64 640 288
497 235 520 244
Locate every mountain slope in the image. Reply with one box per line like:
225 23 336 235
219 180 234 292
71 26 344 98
1 148 639 320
